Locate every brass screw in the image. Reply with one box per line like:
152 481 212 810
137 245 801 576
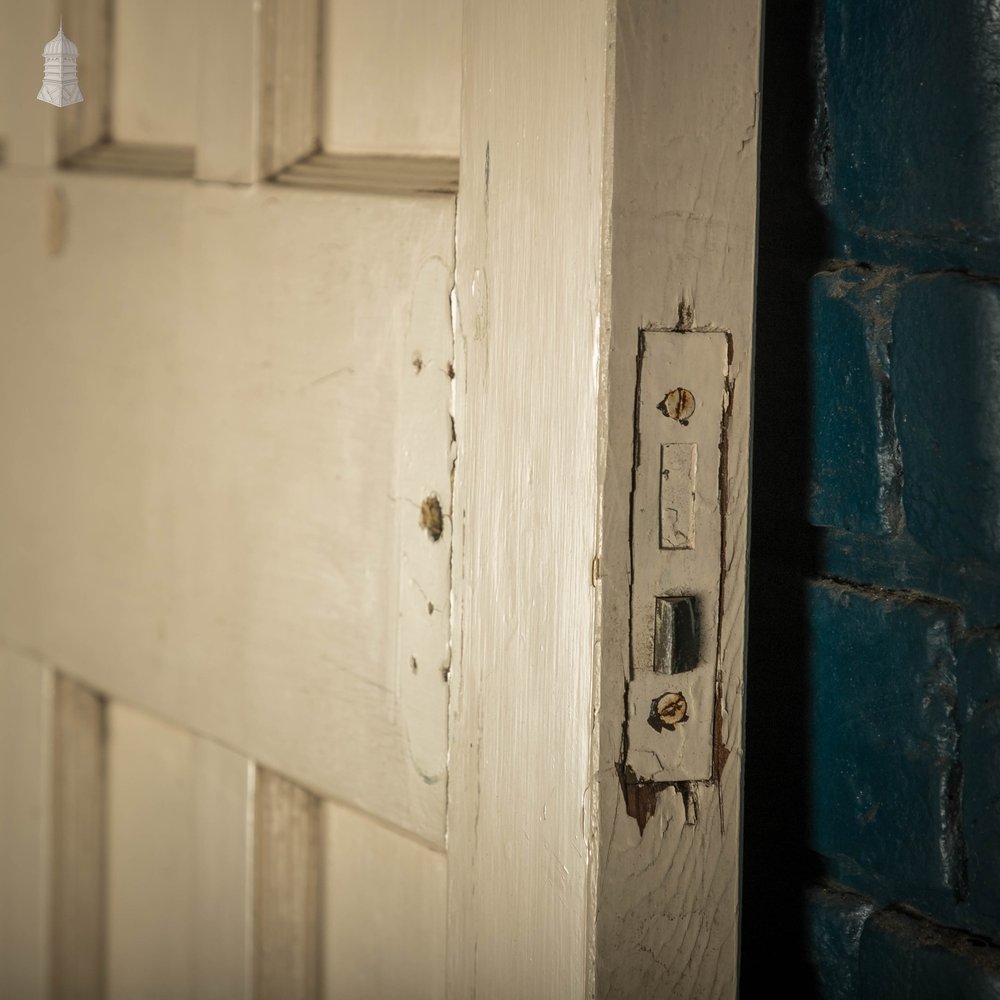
658 387 696 423
648 691 688 733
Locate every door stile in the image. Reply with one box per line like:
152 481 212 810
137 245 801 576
448 0 612 995
449 0 763 996
594 2 763 997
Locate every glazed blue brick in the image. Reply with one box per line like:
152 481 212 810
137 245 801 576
809 583 960 911
809 269 901 535
892 276 1000 567
859 909 1000 999
822 0 1000 267
957 636 1000 930
807 885 875 999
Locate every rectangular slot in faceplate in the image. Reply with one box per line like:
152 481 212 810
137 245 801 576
652 596 699 674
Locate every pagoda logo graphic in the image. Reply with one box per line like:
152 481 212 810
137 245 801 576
37 20 83 108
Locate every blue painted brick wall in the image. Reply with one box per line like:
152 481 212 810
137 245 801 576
800 0 1000 990
859 909 1000 999
957 636 1000 929
808 582 961 918
807 886 874 1000
809 267 902 535
822 0 1000 271
893 276 1000 566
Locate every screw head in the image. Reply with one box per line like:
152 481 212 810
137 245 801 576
658 387 696 423
648 691 688 732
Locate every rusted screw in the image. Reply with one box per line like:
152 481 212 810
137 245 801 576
648 691 688 733
420 495 444 541
658 387 696 423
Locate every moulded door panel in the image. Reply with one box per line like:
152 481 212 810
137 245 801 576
0 0 457 849
0 172 454 846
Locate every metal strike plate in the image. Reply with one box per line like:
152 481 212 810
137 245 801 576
626 327 730 783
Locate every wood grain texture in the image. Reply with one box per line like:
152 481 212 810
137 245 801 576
56 0 112 160
448 0 609 995
594 1 763 996
274 153 458 194
254 769 320 1000
259 0 320 176
112 0 199 147
0 173 454 845
62 140 195 177
322 802 446 1000
51 675 106 1000
321 0 461 157
106 704 253 1000
0 653 53 1000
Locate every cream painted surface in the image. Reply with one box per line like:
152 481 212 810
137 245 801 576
57 0 112 161
112 0 200 146
594 1 762 996
254 769 321 1000
0 1 56 168
448 0 608 995
51 675 107 1000
106 704 253 1000
322 802 446 1000
322 0 461 156
0 173 454 845
259 0 321 177
0 0 460 992
196 0 258 184
0 653 52 1000
0 0 766 992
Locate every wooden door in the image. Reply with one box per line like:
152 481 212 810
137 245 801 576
0 2 764 998
449 1 762 996
0 1 456 997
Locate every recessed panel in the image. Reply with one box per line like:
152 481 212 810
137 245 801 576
112 0 199 146
322 0 461 156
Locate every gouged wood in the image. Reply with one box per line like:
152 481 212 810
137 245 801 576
0 652 53 999
448 0 608 994
594 1 763 996
51 675 106 1000
259 0 320 177
322 803 446 1000
57 0 112 161
254 770 320 1000
106 704 253 1000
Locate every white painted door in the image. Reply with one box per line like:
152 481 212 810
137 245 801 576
0 1 456 997
0 2 764 997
